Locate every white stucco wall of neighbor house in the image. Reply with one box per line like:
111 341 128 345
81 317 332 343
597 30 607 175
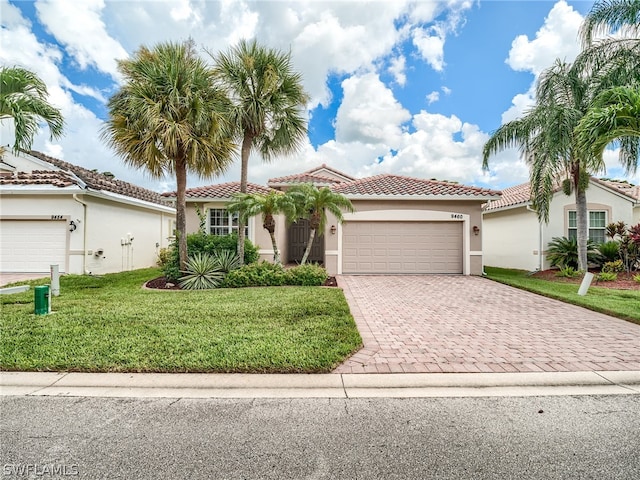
482 206 541 272
0 191 175 275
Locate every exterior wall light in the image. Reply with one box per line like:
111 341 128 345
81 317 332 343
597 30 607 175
330 225 337 235
473 225 480 235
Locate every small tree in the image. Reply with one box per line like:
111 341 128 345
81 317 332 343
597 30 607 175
287 184 354 265
226 191 297 265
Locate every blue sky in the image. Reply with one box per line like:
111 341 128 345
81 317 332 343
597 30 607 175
1 0 635 192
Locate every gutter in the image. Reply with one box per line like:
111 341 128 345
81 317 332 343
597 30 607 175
73 193 88 274
526 205 543 272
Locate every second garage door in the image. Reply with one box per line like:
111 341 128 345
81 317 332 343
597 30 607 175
342 221 463 274
0 220 67 273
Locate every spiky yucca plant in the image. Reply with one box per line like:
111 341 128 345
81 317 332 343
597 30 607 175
179 253 225 290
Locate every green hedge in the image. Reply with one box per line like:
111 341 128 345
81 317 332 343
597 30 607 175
221 262 328 288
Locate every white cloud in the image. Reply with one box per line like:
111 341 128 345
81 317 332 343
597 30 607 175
412 25 446 71
388 55 406 86
35 0 128 80
441 86 452 96
426 91 440 104
506 0 582 76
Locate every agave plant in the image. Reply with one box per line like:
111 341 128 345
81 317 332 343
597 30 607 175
179 253 225 290
213 250 241 273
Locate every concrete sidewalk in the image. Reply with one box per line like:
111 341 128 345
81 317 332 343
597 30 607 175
2 371 639 399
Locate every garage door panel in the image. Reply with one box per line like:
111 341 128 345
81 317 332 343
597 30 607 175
342 221 462 274
0 220 67 272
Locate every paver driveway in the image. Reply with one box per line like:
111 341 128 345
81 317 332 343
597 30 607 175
334 275 640 374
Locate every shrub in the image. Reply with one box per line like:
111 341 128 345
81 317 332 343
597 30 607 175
179 253 225 290
213 250 241 273
596 271 617 282
602 259 624 273
221 262 288 288
285 264 328 286
597 241 620 264
555 266 581 278
634 274 640 284
546 236 599 269
162 233 258 282
156 247 172 267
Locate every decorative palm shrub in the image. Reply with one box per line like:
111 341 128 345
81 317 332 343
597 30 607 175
546 236 599 270
597 241 620 264
179 253 225 290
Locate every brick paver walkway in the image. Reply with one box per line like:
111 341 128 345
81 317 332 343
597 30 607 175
334 275 640 374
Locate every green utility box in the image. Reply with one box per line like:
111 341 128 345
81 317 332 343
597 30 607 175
34 285 49 315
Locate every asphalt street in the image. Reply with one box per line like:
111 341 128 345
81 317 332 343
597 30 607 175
1 395 639 479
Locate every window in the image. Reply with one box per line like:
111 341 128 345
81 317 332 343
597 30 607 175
568 211 606 243
209 209 248 236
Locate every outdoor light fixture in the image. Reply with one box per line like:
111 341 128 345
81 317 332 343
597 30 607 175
330 225 337 234
69 220 77 232
473 225 480 235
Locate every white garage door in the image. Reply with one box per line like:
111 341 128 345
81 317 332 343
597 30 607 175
0 220 67 272
342 221 463 274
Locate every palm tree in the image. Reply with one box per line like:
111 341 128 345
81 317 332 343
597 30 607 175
483 53 638 271
226 190 297 265
0 66 64 153
102 40 235 271
211 39 309 265
287 184 354 265
575 85 640 164
579 0 640 47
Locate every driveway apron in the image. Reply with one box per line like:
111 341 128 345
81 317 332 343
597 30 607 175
334 275 640 374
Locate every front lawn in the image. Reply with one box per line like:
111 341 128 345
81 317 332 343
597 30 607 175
0 268 362 373
485 267 640 325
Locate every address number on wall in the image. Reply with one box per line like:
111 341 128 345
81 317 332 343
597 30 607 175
450 214 463 219
51 215 64 220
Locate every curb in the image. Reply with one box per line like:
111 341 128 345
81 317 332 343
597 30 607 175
1 371 639 399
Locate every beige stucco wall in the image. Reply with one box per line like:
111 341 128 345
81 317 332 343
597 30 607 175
0 192 175 275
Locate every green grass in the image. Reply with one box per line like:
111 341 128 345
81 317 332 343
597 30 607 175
485 267 640 325
0 268 362 373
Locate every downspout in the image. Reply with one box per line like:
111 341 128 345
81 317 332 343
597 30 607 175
526 205 543 272
73 194 88 274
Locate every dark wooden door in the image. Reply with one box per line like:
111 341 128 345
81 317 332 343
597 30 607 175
288 219 324 264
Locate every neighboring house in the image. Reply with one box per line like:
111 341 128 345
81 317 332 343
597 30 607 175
0 150 176 275
165 165 501 276
482 178 640 271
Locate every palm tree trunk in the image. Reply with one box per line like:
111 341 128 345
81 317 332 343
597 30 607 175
301 228 316 265
175 157 188 271
237 131 252 265
269 232 281 265
574 180 589 272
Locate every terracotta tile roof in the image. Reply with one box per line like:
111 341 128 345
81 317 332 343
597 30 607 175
267 172 342 185
268 164 355 185
0 170 77 188
331 174 501 198
483 182 531 211
162 181 274 199
26 150 170 206
594 178 640 201
484 178 640 212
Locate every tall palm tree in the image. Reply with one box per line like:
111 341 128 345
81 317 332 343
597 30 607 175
579 0 640 47
0 66 64 153
287 184 354 265
211 39 309 265
226 190 297 265
575 85 640 164
483 52 638 271
102 40 235 271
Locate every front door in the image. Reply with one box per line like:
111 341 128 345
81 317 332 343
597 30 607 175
288 219 324 264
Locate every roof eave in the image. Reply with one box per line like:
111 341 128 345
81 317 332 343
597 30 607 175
342 194 502 201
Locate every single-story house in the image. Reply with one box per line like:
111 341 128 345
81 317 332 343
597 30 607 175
163 165 501 276
482 177 640 271
0 150 176 275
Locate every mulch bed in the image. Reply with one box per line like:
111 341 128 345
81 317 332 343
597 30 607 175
531 269 640 290
144 276 338 290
